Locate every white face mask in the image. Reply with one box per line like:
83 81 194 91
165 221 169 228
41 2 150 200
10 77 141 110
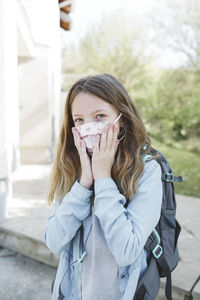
76 113 123 156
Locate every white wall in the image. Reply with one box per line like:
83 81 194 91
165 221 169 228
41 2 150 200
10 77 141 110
17 0 61 163
0 0 20 220
18 56 52 163
0 0 61 219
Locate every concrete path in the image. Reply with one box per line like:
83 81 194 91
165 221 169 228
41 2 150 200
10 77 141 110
0 164 199 299
0 246 56 300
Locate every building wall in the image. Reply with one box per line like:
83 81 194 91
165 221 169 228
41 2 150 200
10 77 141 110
0 0 61 220
0 0 19 219
18 56 52 163
17 0 61 164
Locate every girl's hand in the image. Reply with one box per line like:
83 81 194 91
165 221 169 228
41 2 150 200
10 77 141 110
92 123 119 180
72 127 94 189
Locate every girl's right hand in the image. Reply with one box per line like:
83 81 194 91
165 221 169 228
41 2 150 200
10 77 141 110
72 127 94 189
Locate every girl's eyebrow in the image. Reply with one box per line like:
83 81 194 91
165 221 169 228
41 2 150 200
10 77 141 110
73 109 107 117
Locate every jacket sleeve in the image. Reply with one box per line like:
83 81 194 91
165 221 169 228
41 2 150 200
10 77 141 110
44 180 93 255
94 160 162 267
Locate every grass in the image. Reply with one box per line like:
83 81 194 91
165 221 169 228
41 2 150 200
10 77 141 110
151 138 200 198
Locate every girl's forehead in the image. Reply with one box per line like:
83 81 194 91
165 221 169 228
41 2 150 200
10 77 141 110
71 92 117 114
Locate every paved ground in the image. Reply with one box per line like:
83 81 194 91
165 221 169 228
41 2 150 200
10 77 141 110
0 246 56 300
0 164 199 299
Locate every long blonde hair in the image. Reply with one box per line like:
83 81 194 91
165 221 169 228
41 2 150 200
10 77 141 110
47 73 154 205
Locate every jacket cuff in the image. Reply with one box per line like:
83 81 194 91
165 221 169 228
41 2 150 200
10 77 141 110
70 180 93 202
94 177 126 206
94 177 116 193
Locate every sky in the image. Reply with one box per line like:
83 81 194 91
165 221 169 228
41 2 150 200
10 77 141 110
61 0 186 68
62 0 158 42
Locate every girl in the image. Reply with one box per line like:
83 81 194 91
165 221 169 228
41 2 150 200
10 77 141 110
45 73 162 300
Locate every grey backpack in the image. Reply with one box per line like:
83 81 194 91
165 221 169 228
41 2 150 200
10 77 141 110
133 147 183 300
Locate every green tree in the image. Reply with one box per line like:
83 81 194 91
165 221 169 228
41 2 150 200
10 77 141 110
61 7 200 149
62 12 159 119
146 0 200 143
153 68 200 140
151 0 200 69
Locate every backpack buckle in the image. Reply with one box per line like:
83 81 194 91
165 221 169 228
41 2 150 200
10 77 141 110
71 251 87 266
164 173 174 182
152 244 163 259
77 251 87 263
152 229 163 259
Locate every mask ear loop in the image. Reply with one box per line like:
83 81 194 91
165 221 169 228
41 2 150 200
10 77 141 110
113 112 127 142
117 123 127 142
113 112 122 124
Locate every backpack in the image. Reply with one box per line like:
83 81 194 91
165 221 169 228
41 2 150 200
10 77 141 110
134 147 183 300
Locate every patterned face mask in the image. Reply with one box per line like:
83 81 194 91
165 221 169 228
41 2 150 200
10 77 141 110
76 113 123 156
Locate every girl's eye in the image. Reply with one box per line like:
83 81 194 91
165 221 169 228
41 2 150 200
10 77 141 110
96 114 105 119
74 118 83 123
74 114 105 123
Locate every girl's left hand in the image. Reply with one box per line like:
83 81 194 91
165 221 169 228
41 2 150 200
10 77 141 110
92 123 119 180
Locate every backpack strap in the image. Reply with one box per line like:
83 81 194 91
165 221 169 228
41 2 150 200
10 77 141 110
71 225 86 266
156 255 172 300
72 228 81 265
145 229 172 300
142 153 153 163
134 256 161 300
161 172 183 182
134 285 146 300
150 147 183 183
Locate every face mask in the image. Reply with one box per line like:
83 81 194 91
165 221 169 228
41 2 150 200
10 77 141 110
76 113 123 156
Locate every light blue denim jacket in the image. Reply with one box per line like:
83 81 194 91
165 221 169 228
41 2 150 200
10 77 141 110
44 159 162 300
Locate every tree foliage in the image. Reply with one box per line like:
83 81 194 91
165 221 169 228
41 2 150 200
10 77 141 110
150 0 200 69
152 68 200 140
66 13 154 95
62 13 158 121
61 7 200 148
